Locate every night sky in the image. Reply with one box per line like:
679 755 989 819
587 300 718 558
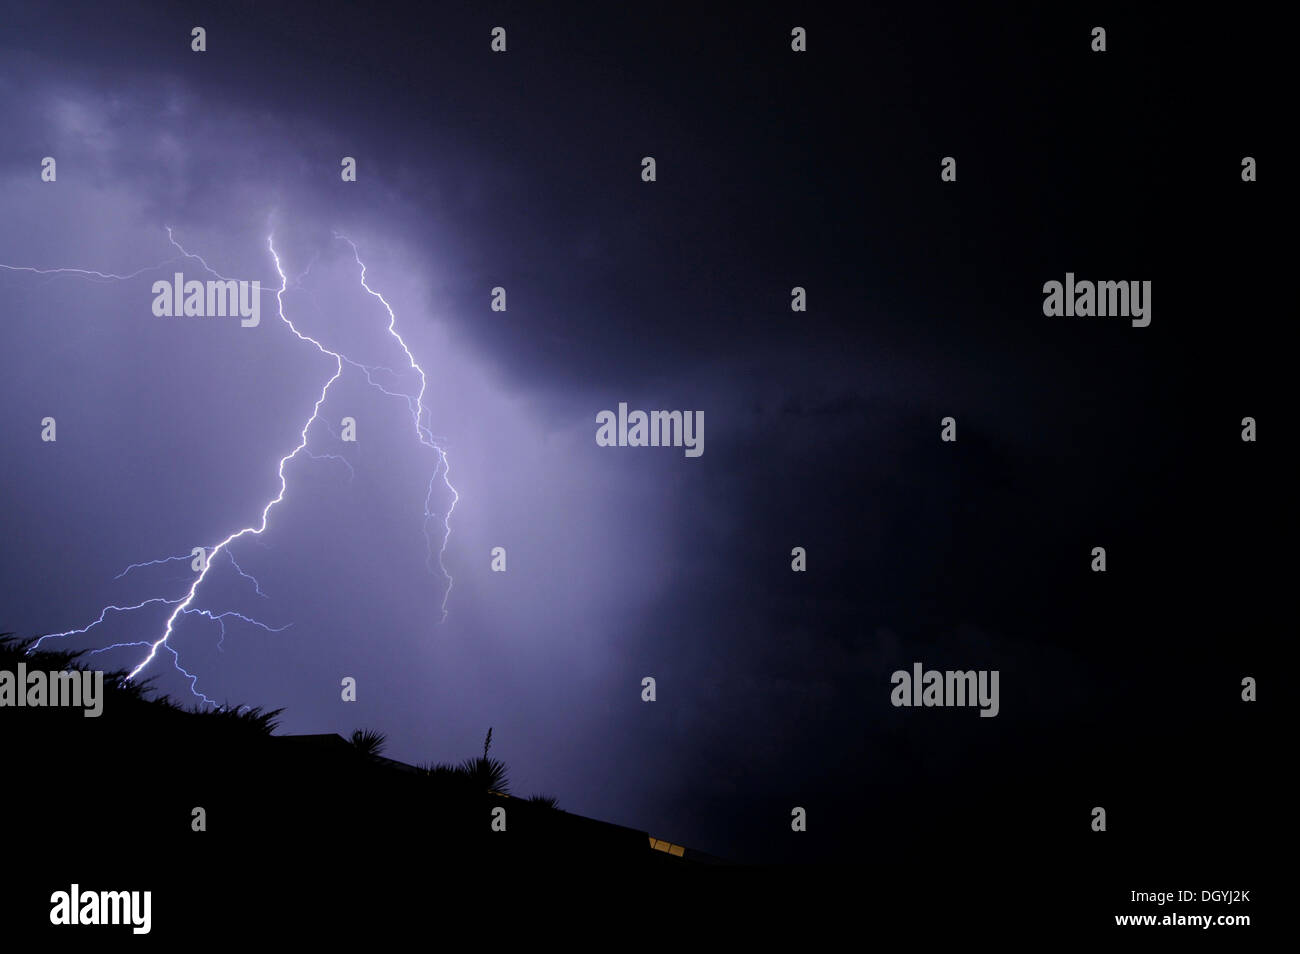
0 0 1284 914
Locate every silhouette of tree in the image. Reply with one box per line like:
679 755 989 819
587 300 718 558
349 728 388 761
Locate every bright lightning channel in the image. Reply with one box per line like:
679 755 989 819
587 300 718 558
9 228 456 704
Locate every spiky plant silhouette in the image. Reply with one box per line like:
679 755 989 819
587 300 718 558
458 755 509 794
439 728 508 795
349 728 388 761
420 762 461 781
0 634 282 733
528 794 559 810
196 704 284 737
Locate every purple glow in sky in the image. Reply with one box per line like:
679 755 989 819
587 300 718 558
0 89 692 840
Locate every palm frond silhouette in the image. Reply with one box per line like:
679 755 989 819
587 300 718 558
349 728 388 760
459 755 509 794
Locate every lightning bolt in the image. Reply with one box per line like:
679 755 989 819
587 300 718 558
0 257 185 283
8 226 457 704
334 233 458 620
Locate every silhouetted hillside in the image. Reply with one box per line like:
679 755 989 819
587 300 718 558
2 634 724 872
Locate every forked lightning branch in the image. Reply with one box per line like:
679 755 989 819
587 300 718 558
3 227 458 704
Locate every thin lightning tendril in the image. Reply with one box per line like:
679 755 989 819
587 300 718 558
0 257 186 283
334 232 458 620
